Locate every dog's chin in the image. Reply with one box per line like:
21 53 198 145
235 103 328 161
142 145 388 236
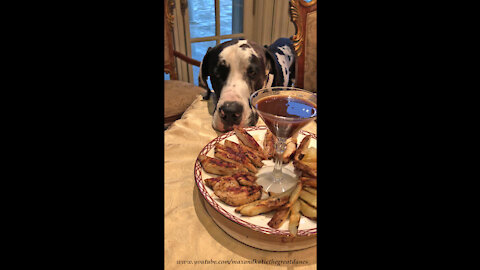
212 119 242 133
212 112 258 133
212 119 227 132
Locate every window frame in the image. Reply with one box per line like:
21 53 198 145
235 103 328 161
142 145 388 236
171 0 295 84
186 0 253 83
173 0 253 84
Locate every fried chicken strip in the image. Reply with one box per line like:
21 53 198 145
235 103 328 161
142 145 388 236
214 181 262 206
235 185 295 216
300 177 317 188
214 143 257 173
263 129 275 159
204 174 262 206
294 135 312 162
233 126 267 159
283 137 297 163
236 196 289 216
268 207 291 229
231 172 257 186
198 155 248 176
289 201 301 236
224 140 264 168
299 199 317 219
293 160 317 178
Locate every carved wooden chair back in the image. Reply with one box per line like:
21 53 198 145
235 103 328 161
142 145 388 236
289 0 317 92
164 0 200 80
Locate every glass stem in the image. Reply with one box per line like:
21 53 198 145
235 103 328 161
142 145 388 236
273 138 287 182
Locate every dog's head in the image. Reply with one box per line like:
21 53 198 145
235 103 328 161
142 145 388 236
198 39 280 132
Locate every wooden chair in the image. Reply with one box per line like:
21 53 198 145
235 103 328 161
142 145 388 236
164 0 206 129
289 0 317 92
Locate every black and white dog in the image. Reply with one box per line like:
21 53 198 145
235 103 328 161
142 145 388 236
199 38 296 132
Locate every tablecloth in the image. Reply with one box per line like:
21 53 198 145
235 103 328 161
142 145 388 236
164 95 317 269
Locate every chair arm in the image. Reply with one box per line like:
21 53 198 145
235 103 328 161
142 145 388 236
173 51 201 67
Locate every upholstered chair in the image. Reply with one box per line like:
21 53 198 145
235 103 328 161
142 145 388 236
164 0 206 129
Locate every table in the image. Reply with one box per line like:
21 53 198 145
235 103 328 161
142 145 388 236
164 95 317 269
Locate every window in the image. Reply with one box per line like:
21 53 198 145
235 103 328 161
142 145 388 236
169 0 295 85
188 0 245 86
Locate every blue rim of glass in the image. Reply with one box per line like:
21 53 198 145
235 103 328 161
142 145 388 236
249 87 317 121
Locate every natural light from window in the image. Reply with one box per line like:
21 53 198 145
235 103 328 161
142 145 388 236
189 0 243 86
164 0 244 86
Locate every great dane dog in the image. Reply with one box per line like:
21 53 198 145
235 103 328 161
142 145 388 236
198 38 296 132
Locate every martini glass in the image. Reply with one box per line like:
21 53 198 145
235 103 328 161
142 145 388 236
250 87 317 192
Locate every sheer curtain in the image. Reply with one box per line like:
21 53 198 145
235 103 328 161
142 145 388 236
249 0 296 46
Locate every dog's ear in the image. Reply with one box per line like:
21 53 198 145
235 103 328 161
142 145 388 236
199 47 213 100
263 46 282 87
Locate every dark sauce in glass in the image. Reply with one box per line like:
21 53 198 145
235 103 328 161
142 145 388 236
255 96 316 138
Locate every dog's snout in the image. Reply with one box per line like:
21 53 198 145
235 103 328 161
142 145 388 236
219 102 243 124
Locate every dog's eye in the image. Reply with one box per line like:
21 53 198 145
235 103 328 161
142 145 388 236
214 64 228 80
247 68 256 77
213 68 223 79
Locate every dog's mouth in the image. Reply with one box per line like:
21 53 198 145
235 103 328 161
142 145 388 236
212 105 258 132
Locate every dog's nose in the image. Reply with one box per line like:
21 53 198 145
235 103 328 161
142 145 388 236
219 102 243 125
